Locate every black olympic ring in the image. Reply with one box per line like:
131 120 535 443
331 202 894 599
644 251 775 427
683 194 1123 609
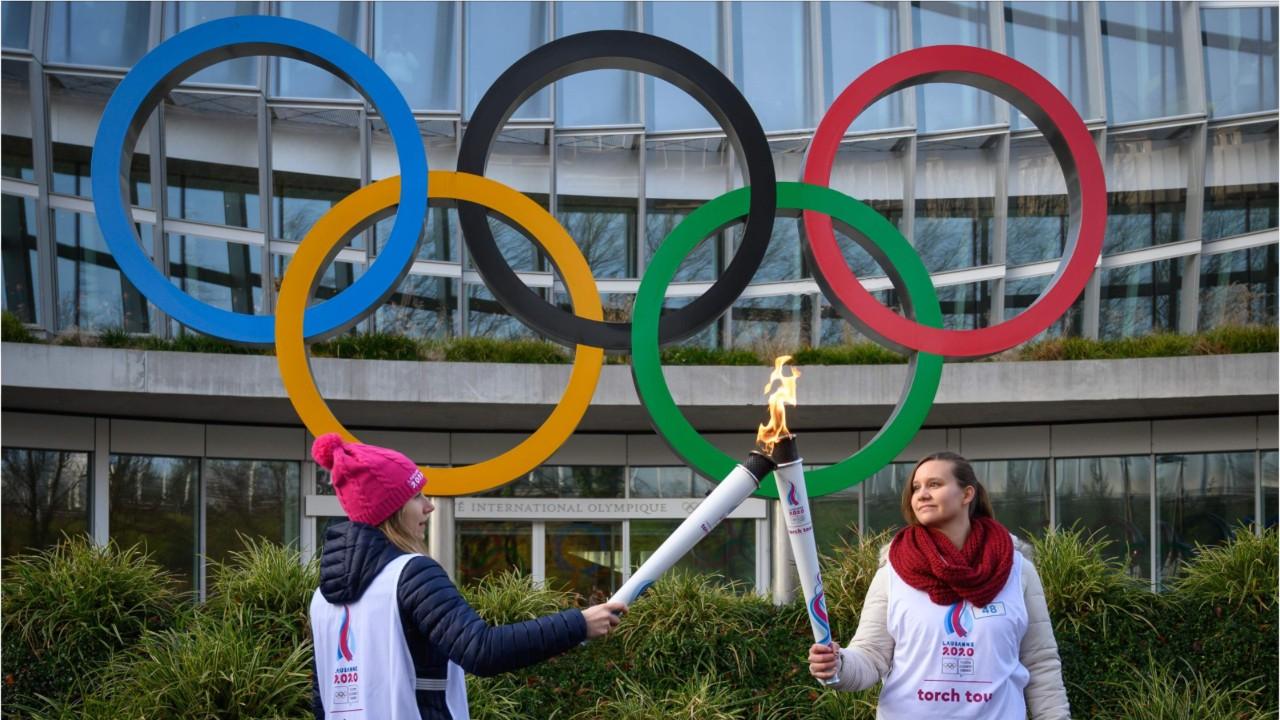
457 30 776 351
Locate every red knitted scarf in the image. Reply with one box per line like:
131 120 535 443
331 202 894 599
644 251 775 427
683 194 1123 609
888 516 1014 608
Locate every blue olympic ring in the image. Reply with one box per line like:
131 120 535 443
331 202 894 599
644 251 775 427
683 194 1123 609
90 16 428 345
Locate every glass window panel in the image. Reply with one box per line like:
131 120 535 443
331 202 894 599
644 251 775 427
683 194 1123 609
166 158 260 230
1157 452 1256 585
914 139 997 272
645 136 727 281
465 2 550 119
473 127 551 209
972 459 1048 541
55 210 156 333
2 449 89 559
1201 7 1278 119
167 234 263 317
2 1 31 50
546 521 622 601
824 138 906 290
1004 274 1084 340
819 289 898 347
48 74 152 205
273 2 362 100
273 171 360 247
938 281 993 330
555 2 638 127
862 462 914 534
1008 136 1070 265
556 134 640 279
546 466 626 498
913 2 994 133
377 274 457 340
205 459 300 568
465 283 536 340
646 199 717 282
163 2 258 86
272 252 363 304
631 518 754 590
727 141 809 282
822 1 902 131
373 1 457 111
1005 2 1092 128
1 62 33 180
731 2 810 132
644 2 720 132
1198 246 1278 330
457 520 531 585
1101 2 1190 124
1263 451 1277 530
812 486 860 559
109 454 200 592
660 295 721 349
730 294 813 353
2 194 40 324
630 466 704 498
47 1 150 68
1055 456 1151 579
1202 124 1279 242
371 118 458 192
1104 129 1190 254
1099 258 1183 339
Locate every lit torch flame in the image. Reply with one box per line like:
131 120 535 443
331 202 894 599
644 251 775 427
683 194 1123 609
756 355 801 455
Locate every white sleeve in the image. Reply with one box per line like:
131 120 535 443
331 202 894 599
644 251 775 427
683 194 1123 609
833 564 895 692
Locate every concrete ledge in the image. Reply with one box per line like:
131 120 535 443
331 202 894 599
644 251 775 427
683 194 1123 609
2 342 1276 431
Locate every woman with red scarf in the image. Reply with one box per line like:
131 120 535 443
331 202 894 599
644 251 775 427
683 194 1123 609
808 452 1070 719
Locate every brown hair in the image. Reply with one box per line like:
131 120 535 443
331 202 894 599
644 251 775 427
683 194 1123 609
900 451 995 526
377 501 429 555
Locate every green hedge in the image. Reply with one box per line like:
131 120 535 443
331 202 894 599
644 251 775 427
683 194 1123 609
5 310 1275 365
3 527 1275 719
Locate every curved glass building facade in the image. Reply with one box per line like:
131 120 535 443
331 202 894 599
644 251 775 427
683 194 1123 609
1 1 1276 599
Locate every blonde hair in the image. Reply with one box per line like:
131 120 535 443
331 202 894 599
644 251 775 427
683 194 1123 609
377 501 429 555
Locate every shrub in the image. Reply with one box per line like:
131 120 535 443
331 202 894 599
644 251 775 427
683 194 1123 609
758 682 878 720
613 571 770 680
659 346 761 366
444 336 569 364
466 676 533 720
1 310 35 343
313 331 420 361
1030 526 1151 637
461 569 575 625
1098 657 1271 720
83 608 313 719
573 677 748 720
820 529 894 634
1 537 184 712
205 537 319 650
1169 526 1278 618
792 343 905 365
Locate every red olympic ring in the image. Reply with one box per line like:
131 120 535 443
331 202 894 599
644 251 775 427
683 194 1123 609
803 45 1106 358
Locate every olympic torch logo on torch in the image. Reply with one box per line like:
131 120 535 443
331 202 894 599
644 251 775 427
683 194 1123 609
757 356 840 686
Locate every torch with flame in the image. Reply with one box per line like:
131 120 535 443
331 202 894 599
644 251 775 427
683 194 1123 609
759 355 840 686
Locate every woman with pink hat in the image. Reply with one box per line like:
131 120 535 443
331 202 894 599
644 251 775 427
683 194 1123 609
307 433 626 720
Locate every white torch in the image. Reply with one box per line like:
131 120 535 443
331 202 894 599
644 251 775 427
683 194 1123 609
757 357 840 686
610 450 777 606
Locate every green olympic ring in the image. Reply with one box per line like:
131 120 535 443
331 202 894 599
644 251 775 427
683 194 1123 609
632 182 944 499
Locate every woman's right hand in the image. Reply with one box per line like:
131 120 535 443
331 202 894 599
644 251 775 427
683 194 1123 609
582 601 627 639
809 641 842 681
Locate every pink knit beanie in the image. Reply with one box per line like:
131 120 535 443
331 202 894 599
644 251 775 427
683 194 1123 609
312 433 426 526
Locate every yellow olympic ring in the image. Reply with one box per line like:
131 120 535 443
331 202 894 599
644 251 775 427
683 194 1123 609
275 171 604 496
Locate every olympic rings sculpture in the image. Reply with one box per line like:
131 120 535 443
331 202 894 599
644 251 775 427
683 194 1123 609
90 16 1105 499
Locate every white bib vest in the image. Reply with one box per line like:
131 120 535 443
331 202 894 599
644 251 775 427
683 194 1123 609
311 553 469 720
877 551 1029 720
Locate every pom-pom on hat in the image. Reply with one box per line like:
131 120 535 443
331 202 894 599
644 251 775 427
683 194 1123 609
312 433 426 526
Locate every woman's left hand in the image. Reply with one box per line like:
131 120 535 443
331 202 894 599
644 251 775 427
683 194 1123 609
582 601 626 639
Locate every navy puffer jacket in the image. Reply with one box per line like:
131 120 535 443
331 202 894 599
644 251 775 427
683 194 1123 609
312 521 587 719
